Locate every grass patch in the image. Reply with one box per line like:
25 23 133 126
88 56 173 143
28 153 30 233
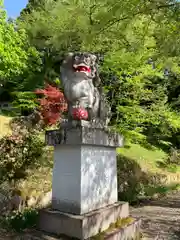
118 143 180 182
142 183 180 198
117 143 180 203
17 148 53 199
1 208 38 232
118 143 167 173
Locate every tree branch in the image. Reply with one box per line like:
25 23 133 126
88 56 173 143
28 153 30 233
97 2 179 34
89 4 96 25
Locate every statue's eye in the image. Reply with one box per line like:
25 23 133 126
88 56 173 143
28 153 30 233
74 56 79 61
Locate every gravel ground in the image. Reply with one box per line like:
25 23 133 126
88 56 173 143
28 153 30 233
131 192 180 239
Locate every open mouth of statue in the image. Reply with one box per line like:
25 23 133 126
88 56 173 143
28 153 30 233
73 64 91 73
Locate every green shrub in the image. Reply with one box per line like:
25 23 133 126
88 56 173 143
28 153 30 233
167 148 180 165
12 91 38 116
3 208 38 232
117 154 178 203
117 155 147 202
157 147 180 172
0 115 44 184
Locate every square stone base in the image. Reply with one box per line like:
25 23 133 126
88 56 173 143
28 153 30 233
26 218 141 240
52 144 118 215
25 217 141 240
38 202 129 239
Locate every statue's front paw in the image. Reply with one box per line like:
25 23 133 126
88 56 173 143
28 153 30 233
87 108 93 121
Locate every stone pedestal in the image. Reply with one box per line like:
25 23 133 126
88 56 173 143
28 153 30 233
39 120 140 239
39 202 130 239
52 144 118 215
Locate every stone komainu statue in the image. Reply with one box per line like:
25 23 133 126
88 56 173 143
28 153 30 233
60 52 111 126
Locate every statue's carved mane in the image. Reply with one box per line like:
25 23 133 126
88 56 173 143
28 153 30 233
60 52 111 126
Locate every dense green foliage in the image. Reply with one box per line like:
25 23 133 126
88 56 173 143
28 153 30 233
117 153 180 203
2 0 180 148
20 0 58 16
3 208 38 232
12 91 38 115
0 116 44 184
0 1 43 97
1 1 180 229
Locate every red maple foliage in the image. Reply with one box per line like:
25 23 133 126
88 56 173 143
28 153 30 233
35 84 67 125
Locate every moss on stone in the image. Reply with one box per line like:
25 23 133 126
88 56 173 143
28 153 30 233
91 217 135 239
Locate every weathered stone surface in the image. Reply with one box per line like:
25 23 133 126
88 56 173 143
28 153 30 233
41 122 130 240
60 53 111 125
38 202 130 239
52 144 118 214
45 121 123 147
102 218 141 240
60 119 108 129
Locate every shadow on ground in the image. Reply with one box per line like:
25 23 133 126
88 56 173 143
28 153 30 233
131 190 180 239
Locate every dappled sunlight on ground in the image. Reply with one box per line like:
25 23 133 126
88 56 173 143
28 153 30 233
0 115 12 138
131 191 180 239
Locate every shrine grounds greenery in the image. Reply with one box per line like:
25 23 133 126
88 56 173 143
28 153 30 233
0 114 180 232
118 144 180 203
0 114 180 206
1 0 180 232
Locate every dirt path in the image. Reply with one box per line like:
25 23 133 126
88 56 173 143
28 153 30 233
131 192 180 239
